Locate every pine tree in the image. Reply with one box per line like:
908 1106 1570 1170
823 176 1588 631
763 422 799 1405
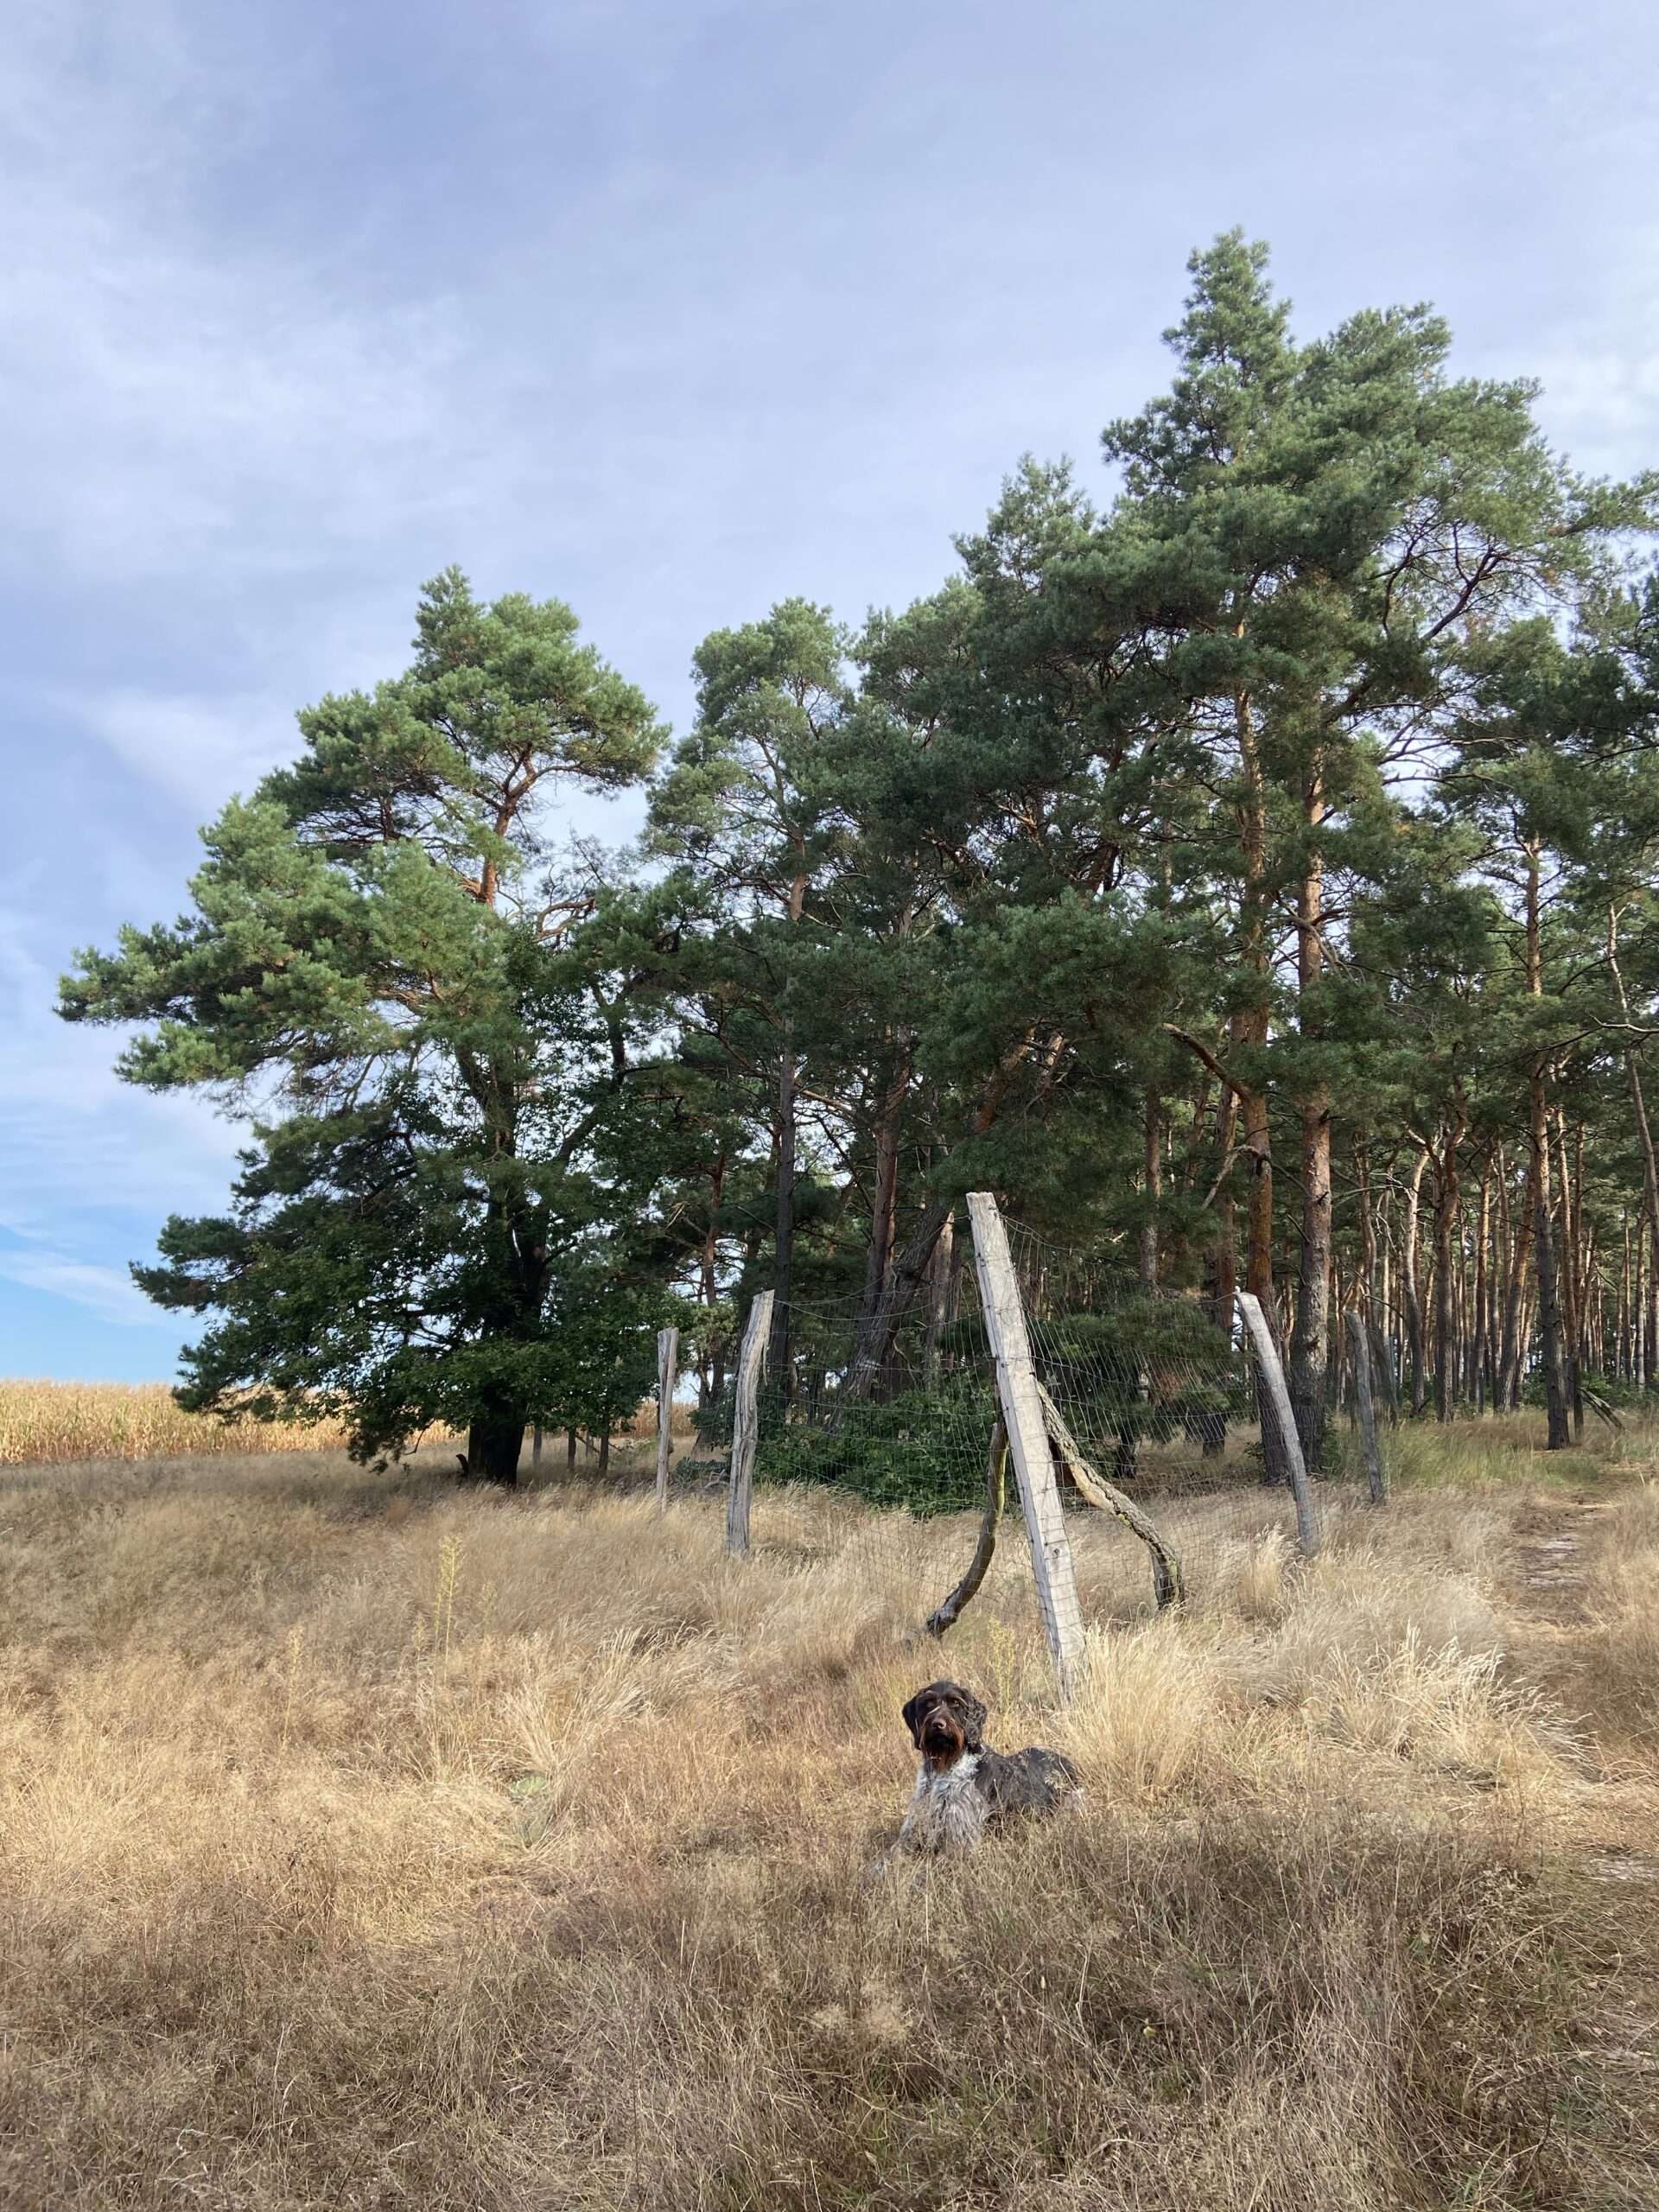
1097 232 1639 1465
60 572 667 1479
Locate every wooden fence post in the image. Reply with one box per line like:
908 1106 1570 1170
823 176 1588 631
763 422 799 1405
726 1291 773 1558
655 1325 678 1514
1236 1291 1321 1557
1347 1311 1387 1505
531 1425 543 1470
967 1193 1086 1700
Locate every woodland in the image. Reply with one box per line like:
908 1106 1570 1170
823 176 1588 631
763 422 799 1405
60 233 1659 1484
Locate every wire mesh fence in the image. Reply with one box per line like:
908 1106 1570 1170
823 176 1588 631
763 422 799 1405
664 1211 1358 1634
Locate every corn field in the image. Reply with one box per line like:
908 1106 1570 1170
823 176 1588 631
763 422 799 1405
0 1382 364 1466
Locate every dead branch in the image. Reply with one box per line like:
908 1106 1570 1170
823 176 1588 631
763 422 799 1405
925 1419 1007 1637
1035 1383 1186 1609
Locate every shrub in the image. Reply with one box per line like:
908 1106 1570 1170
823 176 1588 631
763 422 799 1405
757 1384 998 1515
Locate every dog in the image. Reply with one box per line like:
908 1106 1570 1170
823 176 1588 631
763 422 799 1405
877 1679 1080 1867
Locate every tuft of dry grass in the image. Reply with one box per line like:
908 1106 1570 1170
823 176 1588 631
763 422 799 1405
0 1439 1656 2208
1576 1480 1659 1756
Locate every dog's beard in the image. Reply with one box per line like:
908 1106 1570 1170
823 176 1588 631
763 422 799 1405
920 1718 965 1771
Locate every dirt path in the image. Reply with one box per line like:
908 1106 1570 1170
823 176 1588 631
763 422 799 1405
1510 1493 1617 1621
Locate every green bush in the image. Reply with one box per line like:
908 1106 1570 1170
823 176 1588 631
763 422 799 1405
756 1384 997 1516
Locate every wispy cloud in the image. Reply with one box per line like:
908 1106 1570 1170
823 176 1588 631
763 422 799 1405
2 10 494 600
0 1249 168 1329
70 690 300 813
0 907 242 1238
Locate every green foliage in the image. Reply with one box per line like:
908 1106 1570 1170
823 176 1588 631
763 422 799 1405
59 239 1659 1483
756 1384 997 1516
944 1295 1242 1439
62 574 671 1473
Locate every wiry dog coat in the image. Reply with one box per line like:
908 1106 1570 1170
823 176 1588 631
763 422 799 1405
887 1680 1080 1860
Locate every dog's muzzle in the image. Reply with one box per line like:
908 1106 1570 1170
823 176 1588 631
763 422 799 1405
921 1713 964 1761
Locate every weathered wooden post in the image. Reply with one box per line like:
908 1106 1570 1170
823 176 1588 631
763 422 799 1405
967 1193 1086 1700
726 1291 773 1558
531 1424 543 1470
655 1325 678 1514
1236 1291 1321 1557
1348 1311 1387 1505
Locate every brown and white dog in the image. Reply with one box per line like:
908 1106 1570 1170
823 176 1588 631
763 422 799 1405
881 1679 1081 1864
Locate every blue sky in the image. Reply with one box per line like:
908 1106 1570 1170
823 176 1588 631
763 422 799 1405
3 0 1657 1381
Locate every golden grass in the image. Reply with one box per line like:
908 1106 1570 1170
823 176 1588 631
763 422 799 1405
1577 1480 1659 1755
1 1433 1656 2208
0 1378 373 1464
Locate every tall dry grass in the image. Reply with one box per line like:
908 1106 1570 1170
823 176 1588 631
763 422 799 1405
1 1441 1655 2208
0 1379 369 1465
0 1377 677 1467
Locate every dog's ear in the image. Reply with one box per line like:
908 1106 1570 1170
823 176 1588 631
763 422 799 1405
957 1687 988 1751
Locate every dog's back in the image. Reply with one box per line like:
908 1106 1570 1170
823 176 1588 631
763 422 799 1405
972 1745 1080 1821
891 1743 1080 1863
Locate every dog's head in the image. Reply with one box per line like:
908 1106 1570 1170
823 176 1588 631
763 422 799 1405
901 1680 988 1770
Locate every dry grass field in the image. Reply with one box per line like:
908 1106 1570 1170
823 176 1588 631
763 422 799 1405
3 1421 1658 2209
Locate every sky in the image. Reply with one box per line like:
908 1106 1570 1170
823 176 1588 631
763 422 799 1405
3 0 1657 1381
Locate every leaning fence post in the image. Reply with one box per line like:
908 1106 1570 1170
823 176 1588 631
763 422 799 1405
726 1291 773 1558
655 1325 678 1514
1236 1291 1321 1557
1347 1312 1387 1506
967 1193 1086 1700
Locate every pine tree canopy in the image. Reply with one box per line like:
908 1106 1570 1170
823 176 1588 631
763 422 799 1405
60 240 1659 1480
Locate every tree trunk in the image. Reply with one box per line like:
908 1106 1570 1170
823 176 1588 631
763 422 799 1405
767 872 809 1397
1555 1115 1584 1440
861 1109 902 1336
1433 1094 1465 1424
462 1411 524 1485
1497 1153 1533 1411
1141 1084 1161 1291
1232 690 1277 1325
1402 1143 1430 1416
1356 1135 1377 1319
1289 1087 1331 1465
923 1213 955 1389
768 1038 797 1394
1525 842 1569 1449
1289 755 1331 1470
1472 1159 1491 1412
1636 1214 1648 1395
1212 1082 1240 1326
847 1193 954 1396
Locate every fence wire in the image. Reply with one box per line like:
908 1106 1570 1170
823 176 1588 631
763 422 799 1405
664 1216 1348 1627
